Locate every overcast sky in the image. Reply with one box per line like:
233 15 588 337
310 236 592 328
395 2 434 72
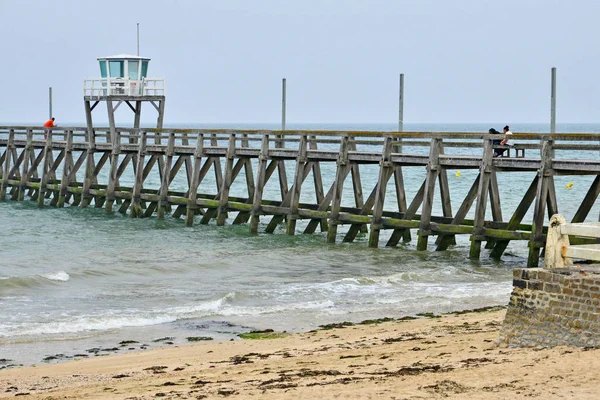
1 0 599 125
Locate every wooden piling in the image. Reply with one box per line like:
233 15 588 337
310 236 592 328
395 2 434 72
56 130 74 207
0 130 14 200
286 135 307 235
130 131 147 218
157 132 175 219
527 138 554 267
185 133 204 226
368 136 393 247
417 138 442 250
327 135 350 243
250 134 270 234
469 137 493 259
16 129 33 201
105 129 121 213
37 129 53 207
217 133 236 225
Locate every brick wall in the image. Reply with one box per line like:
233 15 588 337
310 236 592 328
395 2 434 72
498 267 600 347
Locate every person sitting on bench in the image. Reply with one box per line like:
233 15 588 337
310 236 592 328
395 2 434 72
499 125 513 156
489 128 503 157
493 125 513 157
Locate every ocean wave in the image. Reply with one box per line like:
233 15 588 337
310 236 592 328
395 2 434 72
0 292 335 338
0 277 511 339
40 271 70 282
0 271 70 289
217 299 335 317
0 313 178 338
0 292 233 338
215 269 506 303
0 269 511 339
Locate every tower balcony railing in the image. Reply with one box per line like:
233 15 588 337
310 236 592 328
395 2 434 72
83 78 165 97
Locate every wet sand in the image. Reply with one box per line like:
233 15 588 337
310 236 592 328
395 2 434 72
1 308 599 399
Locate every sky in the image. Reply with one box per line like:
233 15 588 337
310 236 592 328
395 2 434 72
1 0 599 125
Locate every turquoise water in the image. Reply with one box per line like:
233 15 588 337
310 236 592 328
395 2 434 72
1 122 598 366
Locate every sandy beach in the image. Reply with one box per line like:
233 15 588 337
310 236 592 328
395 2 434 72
1 307 599 399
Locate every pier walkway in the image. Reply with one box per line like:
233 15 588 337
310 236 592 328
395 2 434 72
1 127 599 267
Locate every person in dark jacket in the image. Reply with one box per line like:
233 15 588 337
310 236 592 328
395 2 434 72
489 128 505 157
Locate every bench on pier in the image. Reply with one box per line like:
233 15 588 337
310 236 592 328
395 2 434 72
493 145 526 158
545 214 600 268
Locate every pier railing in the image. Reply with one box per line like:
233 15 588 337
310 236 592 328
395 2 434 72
1 127 599 267
545 214 600 268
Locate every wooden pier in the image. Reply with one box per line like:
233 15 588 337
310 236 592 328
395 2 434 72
1 126 599 267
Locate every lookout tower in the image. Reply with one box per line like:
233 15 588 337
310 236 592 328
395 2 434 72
83 54 165 138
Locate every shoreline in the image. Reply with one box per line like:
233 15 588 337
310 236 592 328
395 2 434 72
2 307 599 399
0 305 509 369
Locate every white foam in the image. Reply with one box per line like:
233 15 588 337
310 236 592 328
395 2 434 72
40 271 70 282
0 313 178 338
168 295 231 316
0 295 232 338
217 299 335 317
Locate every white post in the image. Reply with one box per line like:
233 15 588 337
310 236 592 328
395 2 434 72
137 23 140 56
544 214 572 268
49 87 53 119
398 73 404 132
281 78 286 131
550 67 556 134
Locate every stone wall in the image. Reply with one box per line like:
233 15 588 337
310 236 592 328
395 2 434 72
499 267 600 347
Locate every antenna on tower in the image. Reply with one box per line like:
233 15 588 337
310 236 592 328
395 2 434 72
137 23 140 56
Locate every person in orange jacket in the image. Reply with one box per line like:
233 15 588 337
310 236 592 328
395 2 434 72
44 117 55 128
43 117 55 139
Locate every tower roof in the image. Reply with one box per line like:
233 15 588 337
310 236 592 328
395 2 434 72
98 54 151 61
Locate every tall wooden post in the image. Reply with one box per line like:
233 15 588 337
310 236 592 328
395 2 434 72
185 133 204 226
56 130 73 207
417 138 442 250
217 133 236 225
484 170 502 249
81 100 96 208
286 134 307 235
550 67 557 134
398 73 404 132
368 136 393 247
527 138 554 267
105 129 121 213
157 132 174 219
396 74 410 242
348 139 367 234
231 133 255 224
156 99 165 130
37 129 53 207
133 101 142 143
130 131 147 218
250 134 270 234
469 136 493 259
49 87 53 119
327 136 350 243
0 130 14 200
17 129 33 201
107 99 117 144
281 78 286 131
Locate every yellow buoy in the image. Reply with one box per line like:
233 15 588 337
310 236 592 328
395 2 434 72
455 171 461 178
566 182 573 189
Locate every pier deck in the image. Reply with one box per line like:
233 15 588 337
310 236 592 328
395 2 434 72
1 127 599 267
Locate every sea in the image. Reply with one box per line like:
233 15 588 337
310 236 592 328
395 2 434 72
1 122 599 367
